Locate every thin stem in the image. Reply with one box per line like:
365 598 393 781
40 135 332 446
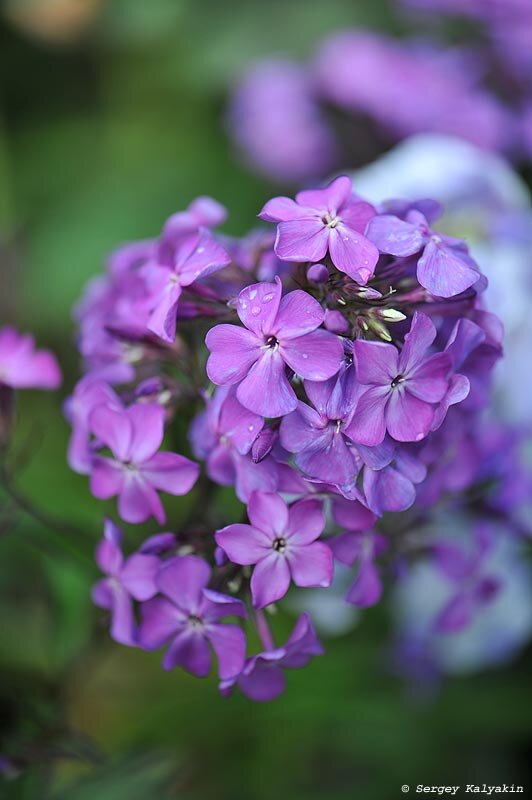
254 609 275 651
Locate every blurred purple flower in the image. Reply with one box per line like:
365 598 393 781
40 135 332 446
89 402 199 524
138 555 246 679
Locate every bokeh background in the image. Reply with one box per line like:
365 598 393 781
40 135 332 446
1 1 531 798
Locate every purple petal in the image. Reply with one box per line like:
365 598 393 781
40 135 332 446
237 278 282 336
281 329 343 381
328 227 379 283
399 312 437 375
417 240 480 298
104 582 136 646
126 403 165 463
207 623 246 680
95 521 123 575
157 555 211 611
138 596 184 649
90 457 124 500
434 592 474 634
363 465 416 514
332 497 376 531
328 531 363 566
279 403 327 453
163 629 212 675
120 553 160 601
215 523 271 565
285 498 325 544
177 233 230 286
407 352 451 403
274 219 329 263
272 289 323 339
258 196 310 222
219 388 264 455
201 589 247 621
250 553 291 608
365 214 426 257
340 200 376 232
90 406 132 461
205 324 260 385
346 557 382 607
385 390 434 443
296 175 352 213
118 474 165 524
238 662 287 702
247 490 288 537
288 541 333 588
344 385 389 446
354 339 398 386
141 452 200 495
236 349 297 417
147 281 182 343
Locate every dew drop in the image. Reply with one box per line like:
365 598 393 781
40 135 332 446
249 289 258 300
263 292 274 302
251 306 261 316
197 246 205 254
302 353 308 359
248 424 255 431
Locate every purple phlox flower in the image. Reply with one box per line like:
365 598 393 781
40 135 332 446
190 389 304 502
259 176 379 284
92 520 175 645
138 555 246 679
331 497 386 607
229 59 336 183
189 386 301 502
65 378 123 474
443 312 502 413
347 311 453 446
215 491 333 608
205 276 343 417
362 446 427 515
366 209 481 298
144 229 231 343
220 612 323 701
313 32 512 153
161 196 227 241
280 365 394 488
431 526 501 633
89 401 199 524
0 327 61 390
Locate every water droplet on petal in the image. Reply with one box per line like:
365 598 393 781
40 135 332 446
249 289 258 300
263 292 274 302
248 424 254 431
251 306 261 316
302 353 308 359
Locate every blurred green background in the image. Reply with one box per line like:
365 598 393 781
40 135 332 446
0 1 531 798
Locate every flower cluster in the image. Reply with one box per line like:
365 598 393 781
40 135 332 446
67 175 525 701
227 23 531 184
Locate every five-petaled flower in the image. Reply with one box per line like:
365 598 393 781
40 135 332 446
366 209 480 298
259 175 379 284
347 311 452 446
138 555 247 679
215 491 333 608
205 277 343 417
89 402 200 524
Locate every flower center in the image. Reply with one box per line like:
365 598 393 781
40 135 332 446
188 614 204 630
272 537 287 553
332 419 343 433
322 212 340 229
266 335 279 349
391 375 405 388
